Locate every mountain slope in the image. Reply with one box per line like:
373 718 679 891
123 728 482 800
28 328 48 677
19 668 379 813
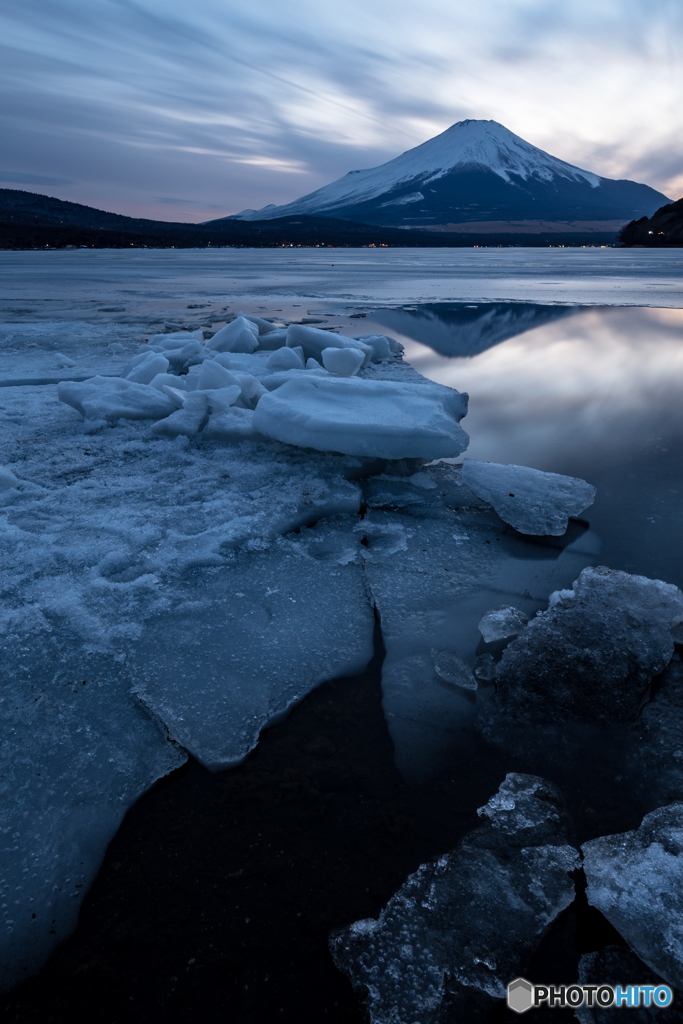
222 120 669 229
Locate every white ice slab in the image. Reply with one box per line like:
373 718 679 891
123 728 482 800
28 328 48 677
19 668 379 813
461 460 596 536
253 376 470 460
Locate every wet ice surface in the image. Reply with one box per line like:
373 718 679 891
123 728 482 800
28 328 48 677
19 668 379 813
330 773 579 1023
2 251 683 1014
583 804 683 989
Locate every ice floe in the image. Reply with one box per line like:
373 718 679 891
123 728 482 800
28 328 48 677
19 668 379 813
330 774 579 1023
461 459 596 535
493 566 683 722
583 804 683 989
478 603 528 642
0 651 185 993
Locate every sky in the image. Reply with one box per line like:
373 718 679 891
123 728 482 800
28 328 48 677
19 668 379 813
1 0 682 222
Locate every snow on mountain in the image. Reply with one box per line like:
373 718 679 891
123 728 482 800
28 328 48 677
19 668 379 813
223 120 668 228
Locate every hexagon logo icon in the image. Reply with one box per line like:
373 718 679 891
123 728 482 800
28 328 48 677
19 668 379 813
508 977 534 1014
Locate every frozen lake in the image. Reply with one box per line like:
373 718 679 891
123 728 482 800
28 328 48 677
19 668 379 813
2 249 683 1023
2 246 683 316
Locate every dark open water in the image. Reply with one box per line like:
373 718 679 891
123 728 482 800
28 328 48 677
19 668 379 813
2 301 682 1023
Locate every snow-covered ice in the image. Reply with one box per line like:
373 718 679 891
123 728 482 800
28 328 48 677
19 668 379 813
253 376 470 459
461 460 596 536
493 566 683 722
321 346 365 376
205 315 259 353
131 517 374 769
286 323 372 365
0 306 609 992
583 804 683 989
329 773 579 1023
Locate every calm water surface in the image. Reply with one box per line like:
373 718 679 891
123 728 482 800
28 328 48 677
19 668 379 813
362 303 683 590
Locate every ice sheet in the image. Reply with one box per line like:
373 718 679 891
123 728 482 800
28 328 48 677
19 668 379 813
359 462 600 782
0 647 184 993
131 518 375 769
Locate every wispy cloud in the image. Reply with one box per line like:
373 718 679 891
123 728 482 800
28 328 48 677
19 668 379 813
1 0 681 219
0 170 76 185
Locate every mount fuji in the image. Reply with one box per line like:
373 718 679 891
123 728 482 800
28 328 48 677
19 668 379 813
222 120 669 231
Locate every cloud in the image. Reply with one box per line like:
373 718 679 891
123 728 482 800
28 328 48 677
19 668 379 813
0 170 76 185
1 0 682 218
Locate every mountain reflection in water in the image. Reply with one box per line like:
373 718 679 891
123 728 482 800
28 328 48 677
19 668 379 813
370 302 577 358
359 304 683 591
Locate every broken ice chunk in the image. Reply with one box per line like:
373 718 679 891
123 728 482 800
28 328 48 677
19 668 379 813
266 346 305 371
253 376 470 460
152 395 208 436
229 372 267 409
461 460 596 536
149 330 203 347
53 352 75 368
478 604 528 643
149 372 186 392
124 351 170 385
494 566 683 722
330 774 578 1022
197 359 239 390
582 804 683 989
254 329 287 350
193 386 241 413
237 311 280 334
131 519 374 769
201 406 259 441
59 377 175 424
431 648 477 690
287 323 372 366
353 334 393 361
321 346 365 376
205 316 259 354
632 657 683 807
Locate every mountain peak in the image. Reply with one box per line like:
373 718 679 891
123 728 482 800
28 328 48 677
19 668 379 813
225 119 669 228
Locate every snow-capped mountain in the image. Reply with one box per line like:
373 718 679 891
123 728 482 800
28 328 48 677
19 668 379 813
221 120 669 228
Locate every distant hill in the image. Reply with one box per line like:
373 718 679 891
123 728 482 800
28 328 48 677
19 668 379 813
0 188 622 250
619 198 683 246
224 120 669 231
